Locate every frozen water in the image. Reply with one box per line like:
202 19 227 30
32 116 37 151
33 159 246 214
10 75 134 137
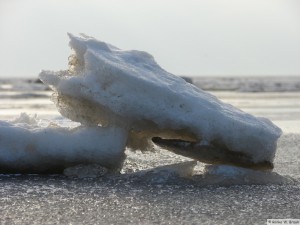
40 34 281 165
0 114 127 173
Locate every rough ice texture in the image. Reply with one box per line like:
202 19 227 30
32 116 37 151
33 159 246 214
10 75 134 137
0 114 127 173
39 34 282 163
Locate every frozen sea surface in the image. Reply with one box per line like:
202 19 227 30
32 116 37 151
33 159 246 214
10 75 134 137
0 78 299 224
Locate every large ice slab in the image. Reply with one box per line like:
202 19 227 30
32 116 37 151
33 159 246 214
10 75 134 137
0 114 127 173
40 34 282 165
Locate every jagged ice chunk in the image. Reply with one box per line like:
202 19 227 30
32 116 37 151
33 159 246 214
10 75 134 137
39 34 282 166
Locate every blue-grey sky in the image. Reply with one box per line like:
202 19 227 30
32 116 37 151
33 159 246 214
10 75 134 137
0 0 300 77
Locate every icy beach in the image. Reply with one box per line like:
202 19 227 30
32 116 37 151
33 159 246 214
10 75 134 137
0 34 299 224
0 77 299 224
0 79 299 224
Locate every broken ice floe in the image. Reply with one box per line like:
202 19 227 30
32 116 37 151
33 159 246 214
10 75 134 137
0 34 283 177
0 114 126 173
40 34 281 166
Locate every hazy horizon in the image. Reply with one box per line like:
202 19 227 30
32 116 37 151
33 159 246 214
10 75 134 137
1 0 300 78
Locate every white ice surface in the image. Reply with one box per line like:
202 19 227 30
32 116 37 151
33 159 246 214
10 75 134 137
0 114 127 173
40 34 282 163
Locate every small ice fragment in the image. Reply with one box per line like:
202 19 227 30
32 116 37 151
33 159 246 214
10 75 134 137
201 165 296 185
150 160 197 178
131 161 197 184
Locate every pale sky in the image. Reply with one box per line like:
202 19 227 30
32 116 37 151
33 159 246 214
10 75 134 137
0 0 300 78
